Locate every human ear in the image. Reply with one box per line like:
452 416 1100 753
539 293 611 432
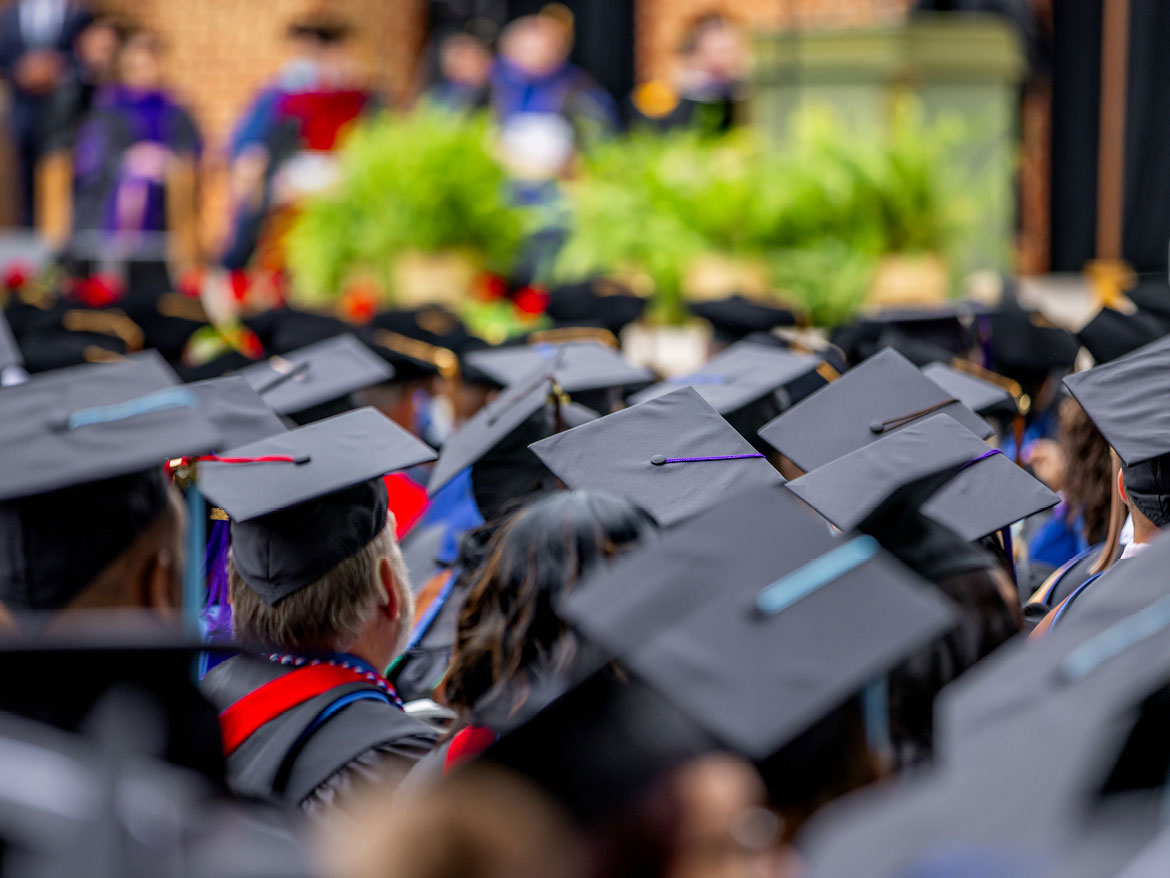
1117 468 1129 507
378 557 400 622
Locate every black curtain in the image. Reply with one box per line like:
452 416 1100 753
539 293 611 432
1050 0 1170 275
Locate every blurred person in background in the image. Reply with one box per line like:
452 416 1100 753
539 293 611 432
0 0 92 225
629 12 747 135
332 756 790 878
37 14 121 250
219 13 375 282
426 28 493 114
1024 397 1114 592
490 5 617 144
70 28 201 268
221 15 355 272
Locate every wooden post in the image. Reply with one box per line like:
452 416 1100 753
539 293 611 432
1096 0 1130 262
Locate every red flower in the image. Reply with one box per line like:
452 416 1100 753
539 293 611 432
177 267 204 299
235 327 265 359
2 262 32 291
514 284 550 316
340 280 378 324
475 273 509 302
76 274 124 308
229 269 250 302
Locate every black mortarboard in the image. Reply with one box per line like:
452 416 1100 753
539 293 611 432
830 302 980 366
530 386 784 528
757 347 993 473
186 375 287 449
986 287 1080 376
239 333 393 420
0 354 220 611
427 363 597 517
0 308 21 370
544 277 647 335
627 341 824 445
481 668 715 825
1077 307 1166 365
11 301 143 373
1062 334 1170 469
800 581 1170 878
560 484 955 759
243 306 345 354
464 341 653 396
688 295 798 343
787 415 1057 576
198 408 436 604
0 626 226 780
921 361 1020 418
1063 335 1170 525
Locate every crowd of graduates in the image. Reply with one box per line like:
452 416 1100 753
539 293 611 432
7 3 1170 878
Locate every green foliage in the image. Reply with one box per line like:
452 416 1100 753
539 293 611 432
285 111 526 306
552 100 977 325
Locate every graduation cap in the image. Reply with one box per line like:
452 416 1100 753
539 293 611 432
239 333 393 421
0 354 220 611
757 347 993 473
830 302 981 367
688 295 798 344
558 483 955 760
1063 335 1170 525
627 341 824 445
530 386 784 528
185 375 287 449
12 302 143 373
921 360 1022 419
480 668 716 825
427 361 597 519
787 414 1057 578
0 636 314 877
986 287 1080 376
801 581 1170 878
198 407 436 605
544 277 647 335
1077 307 1166 365
464 341 652 396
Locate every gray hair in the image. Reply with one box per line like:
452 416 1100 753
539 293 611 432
230 521 413 655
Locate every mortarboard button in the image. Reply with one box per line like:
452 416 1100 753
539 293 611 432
530 386 784 528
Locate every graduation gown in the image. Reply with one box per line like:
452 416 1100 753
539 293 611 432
201 653 437 810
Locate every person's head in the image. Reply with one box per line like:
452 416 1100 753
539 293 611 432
1118 450 1170 544
75 16 122 80
118 30 164 91
678 13 745 83
230 515 413 671
1059 397 1113 544
889 561 1020 765
0 468 185 616
329 764 586 878
498 10 572 76
443 491 657 719
440 32 493 88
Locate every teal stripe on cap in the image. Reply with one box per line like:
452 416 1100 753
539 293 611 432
67 387 197 430
755 535 879 616
1059 593 1170 683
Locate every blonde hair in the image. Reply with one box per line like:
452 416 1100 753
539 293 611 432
230 522 411 654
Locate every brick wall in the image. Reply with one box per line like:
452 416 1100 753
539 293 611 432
635 0 914 82
96 0 426 146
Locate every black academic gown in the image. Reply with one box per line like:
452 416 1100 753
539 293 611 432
201 654 438 812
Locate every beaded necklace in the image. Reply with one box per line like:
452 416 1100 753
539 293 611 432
263 652 405 708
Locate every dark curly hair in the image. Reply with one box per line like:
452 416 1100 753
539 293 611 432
1060 396 1113 544
443 491 657 722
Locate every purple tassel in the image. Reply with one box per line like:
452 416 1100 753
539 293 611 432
202 519 232 639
